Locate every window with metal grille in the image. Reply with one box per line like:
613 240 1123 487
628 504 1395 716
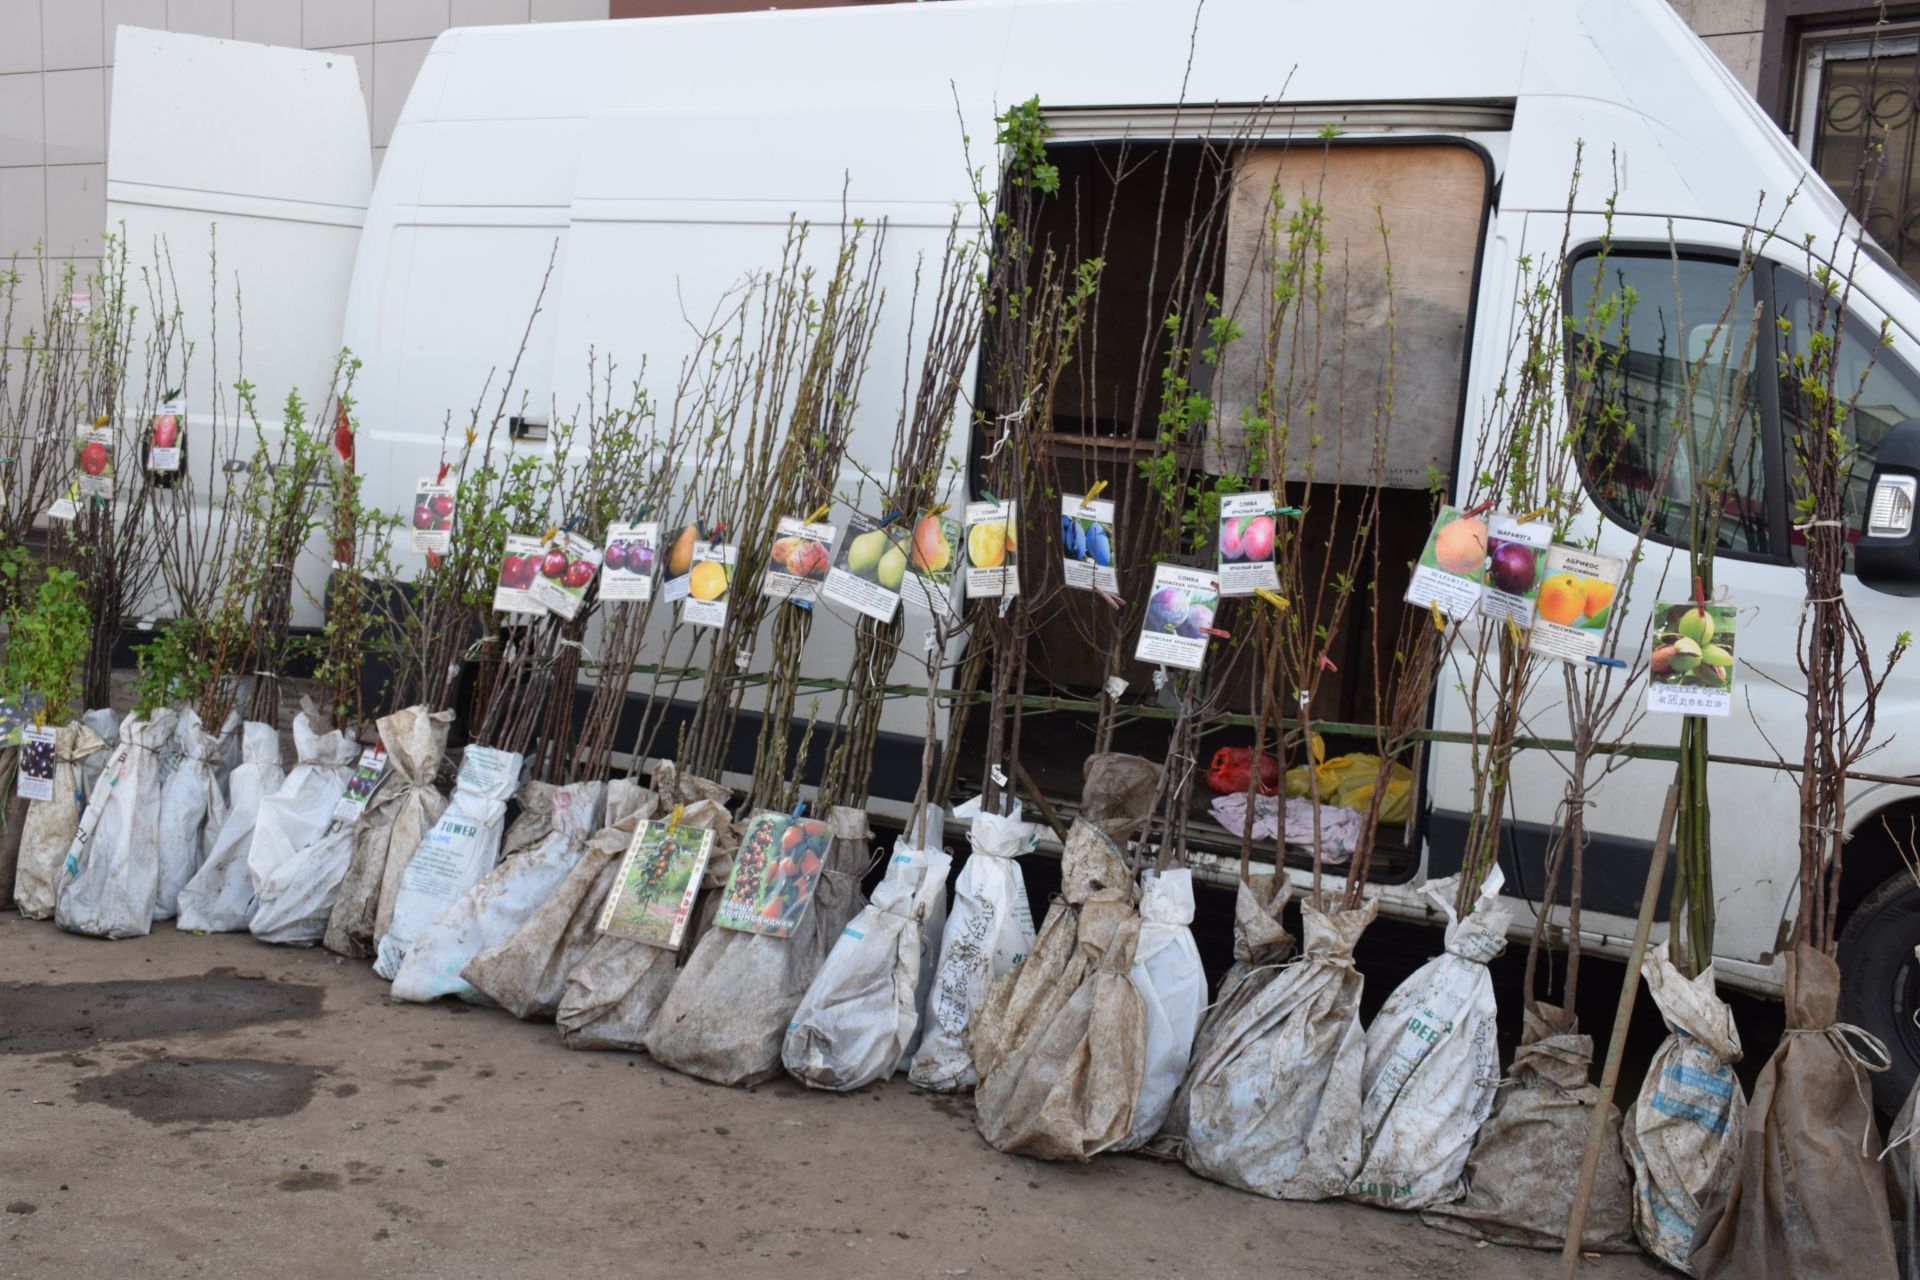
1793 25 1920 276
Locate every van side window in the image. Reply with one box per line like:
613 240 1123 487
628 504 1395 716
1774 268 1920 562
1566 254 1772 556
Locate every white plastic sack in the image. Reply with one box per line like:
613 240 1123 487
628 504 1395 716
244 710 358 929
55 710 178 938
1184 898 1375 1199
1625 943 1747 1273
645 805 868 1087
1894 1074 1920 1280
1118 867 1207 1149
153 707 239 920
324 706 454 959
1348 867 1510 1210
783 836 953 1091
390 777 603 1003
908 797 1037 1091
13 722 106 920
464 780 653 1019
373 745 524 980
78 707 118 796
895 806 949 1069
174 723 283 932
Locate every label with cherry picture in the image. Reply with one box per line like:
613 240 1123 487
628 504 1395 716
76 424 114 499
410 478 456 554
600 521 659 602
493 534 548 617
529 531 603 621
149 398 184 473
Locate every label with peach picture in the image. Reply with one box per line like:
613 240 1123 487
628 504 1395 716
76 425 114 499
1647 600 1736 717
410 478 456 554
600 521 659 602
762 516 837 603
492 533 548 617
963 500 1019 598
1528 546 1624 663
1404 505 1486 621
529 531 602 621
149 398 184 473
1476 513 1551 627
1216 491 1279 596
682 542 736 630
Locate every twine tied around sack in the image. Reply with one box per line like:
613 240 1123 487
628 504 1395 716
1786 1021 1892 1156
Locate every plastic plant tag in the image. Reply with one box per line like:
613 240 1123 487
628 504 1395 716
1528 545 1624 663
492 533 548 616
963 500 1019 599
1135 564 1221 672
331 745 389 824
1405 505 1487 622
1476 512 1551 627
45 492 77 522
410 477 455 554
900 513 963 619
1062 493 1118 593
1105 675 1129 700
1647 600 1736 717
714 808 833 937
1216 490 1280 596
762 515 836 603
16 727 55 801
600 521 659 602
529 530 602 621
681 541 736 630
149 399 184 473
597 817 715 949
821 512 903 622
76 424 114 499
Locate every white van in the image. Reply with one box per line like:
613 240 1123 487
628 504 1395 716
104 0 1920 1107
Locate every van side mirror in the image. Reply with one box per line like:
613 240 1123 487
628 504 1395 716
1857 418 1920 596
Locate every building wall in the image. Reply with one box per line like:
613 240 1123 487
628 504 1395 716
1674 0 1771 92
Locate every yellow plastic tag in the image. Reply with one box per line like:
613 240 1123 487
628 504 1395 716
1078 480 1108 510
1255 587 1290 611
806 503 831 525
1516 505 1550 524
93 413 111 429
464 426 477 447
541 525 558 544
667 803 684 837
1506 617 1523 647
925 503 949 518
1430 601 1446 632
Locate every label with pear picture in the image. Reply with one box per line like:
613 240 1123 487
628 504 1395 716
1648 600 1736 716
822 513 906 623
899 512 962 619
1528 546 1624 663
963 500 1019 599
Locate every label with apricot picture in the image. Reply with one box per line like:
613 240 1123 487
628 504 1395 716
682 542 736 630
1529 546 1624 663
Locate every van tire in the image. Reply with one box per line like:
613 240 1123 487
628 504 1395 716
1837 871 1920 1116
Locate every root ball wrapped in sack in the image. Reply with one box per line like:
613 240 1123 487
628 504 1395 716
13 722 107 920
154 708 239 920
1116 867 1205 1150
175 722 284 932
56 709 178 939
244 706 360 940
324 707 453 959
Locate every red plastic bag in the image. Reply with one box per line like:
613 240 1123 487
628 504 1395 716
1207 746 1280 796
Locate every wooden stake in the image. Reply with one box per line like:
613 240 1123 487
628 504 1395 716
1560 780 1681 1275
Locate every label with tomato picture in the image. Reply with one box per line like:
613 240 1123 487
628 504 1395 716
714 809 832 938
76 425 114 499
529 531 603 621
410 478 456 554
762 516 836 603
600 521 659 602
149 400 184 473
681 542 736 630
492 533 548 617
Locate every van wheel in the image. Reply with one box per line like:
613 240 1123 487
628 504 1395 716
1837 872 1920 1116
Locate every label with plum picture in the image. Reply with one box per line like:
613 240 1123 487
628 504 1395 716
1476 513 1551 628
681 542 736 629
529 531 603 621
1405 505 1486 622
763 516 836 604
1647 600 1737 717
76 424 114 499
822 512 903 623
1062 494 1118 593
17 727 55 802
1528 545 1624 663
1216 491 1279 596
600 521 659 602
493 534 548 616
715 809 832 937
410 478 456 554
963 500 1019 598
149 399 184 473
1134 564 1222 672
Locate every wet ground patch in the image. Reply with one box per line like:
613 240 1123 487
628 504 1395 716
0 969 323 1054
72 1057 322 1125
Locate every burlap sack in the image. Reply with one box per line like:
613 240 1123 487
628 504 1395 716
323 706 453 959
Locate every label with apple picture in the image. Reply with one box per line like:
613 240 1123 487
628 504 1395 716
1529 546 1624 663
899 512 962 619
601 521 659 602
963 500 1019 598
682 542 736 629
821 513 904 623
410 478 456 554
1476 513 1551 627
492 534 548 616
76 425 114 499
1134 564 1222 672
1216 491 1279 596
763 516 837 603
1405 505 1487 622
1062 494 1118 593
529 531 603 621
149 399 184 473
